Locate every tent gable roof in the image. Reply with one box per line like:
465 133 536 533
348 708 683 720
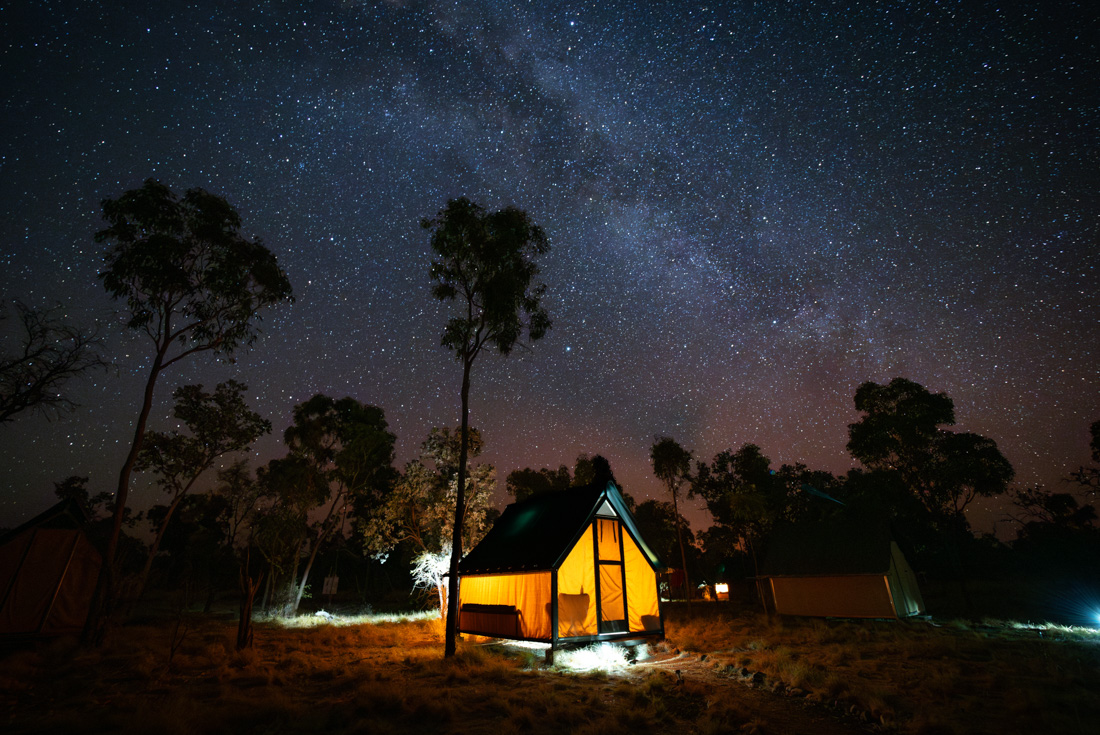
458 482 660 575
0 499 92 547
760 517 894 577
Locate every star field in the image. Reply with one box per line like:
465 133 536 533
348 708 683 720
1 0 1097 534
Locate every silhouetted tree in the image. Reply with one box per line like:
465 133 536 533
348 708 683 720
252 455 324 613
847 378 1013 607
774 464 844 524
54 476 145 574
1070 419 1100 491
89 179 292 642
133 380 269 601
633 499 695 575
690 444 787 598
847 378 1014 530
650 437 694 604
424 197 550 657
211 460 270 552
1010 486 1098 532
506 464 571 502
1009 485 1099 579
1 299 107 423
281 395 396 615
149 492 234 608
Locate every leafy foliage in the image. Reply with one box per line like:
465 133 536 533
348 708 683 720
506 464 571 502
426 198 550 360
88 178 291 641
97 179 293 361
650 437 694 601
137 381 270 491
1070 419 1100 490
633 499 694 570
690 444 785 552
362 427 495 560
424 197 551 656
847 377 1013 528
571 454 619 490
267 395 397 615
133 381 270 598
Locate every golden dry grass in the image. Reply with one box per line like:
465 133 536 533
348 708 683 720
663 604 1100 735
4 603 1095 734
0 611 753 735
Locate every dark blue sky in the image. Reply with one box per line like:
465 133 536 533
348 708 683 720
2 0 1097 534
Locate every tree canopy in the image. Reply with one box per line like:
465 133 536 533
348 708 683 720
650 437 693 603
426 198 550 361
275 394 396 614
424 197 550 657
690 444 786 557
133 380 270 598
847 377 1013 529
506 465 571 502
89 178 292 643
1070 419 1100 490
98 179 293 363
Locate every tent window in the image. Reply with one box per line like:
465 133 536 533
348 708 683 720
597 519 622 562
599 563 626 631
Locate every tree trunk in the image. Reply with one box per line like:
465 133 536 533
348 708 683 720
950 512 974 615
134 488 188 604
282 538 304 616
748 536 771 617
237 549 263 650
444 357 472 658
261 564 274 613
671 489 692 613
293 494 343 613
83 345 167 645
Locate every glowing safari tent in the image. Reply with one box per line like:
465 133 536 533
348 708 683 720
759 518 925 619
457 482 664 648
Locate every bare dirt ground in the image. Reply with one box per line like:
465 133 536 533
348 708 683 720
633 648 873 735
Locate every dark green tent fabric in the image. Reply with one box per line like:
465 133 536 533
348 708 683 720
760 518 893 577
458 482 661 575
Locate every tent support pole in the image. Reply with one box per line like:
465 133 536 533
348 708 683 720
40 534 81 634
548 569 558 665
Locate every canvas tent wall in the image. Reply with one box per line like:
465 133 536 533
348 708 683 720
759 518 925 619
457 482 664 648
0 499 103 637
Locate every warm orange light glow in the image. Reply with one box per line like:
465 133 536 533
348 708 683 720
715 583 729 594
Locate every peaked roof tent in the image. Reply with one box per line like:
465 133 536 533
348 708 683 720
0 498 93 542
457 481 665 649
759 516 925 619
0 499 103 638
458 481 661 576
760 520 895 577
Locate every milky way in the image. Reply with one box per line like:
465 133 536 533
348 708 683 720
2 0 1097 533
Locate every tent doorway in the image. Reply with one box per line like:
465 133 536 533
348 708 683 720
595 518 628 634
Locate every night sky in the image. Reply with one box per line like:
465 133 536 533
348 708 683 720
2 1 1097 535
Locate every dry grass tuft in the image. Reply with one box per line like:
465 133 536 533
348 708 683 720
665 603 1100 735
